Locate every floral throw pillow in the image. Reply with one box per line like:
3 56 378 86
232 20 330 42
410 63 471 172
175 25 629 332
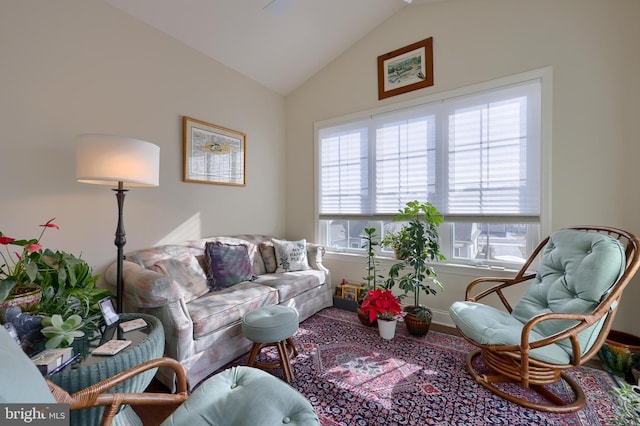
272 238 310 273
204 242 254 290
149 254 209 303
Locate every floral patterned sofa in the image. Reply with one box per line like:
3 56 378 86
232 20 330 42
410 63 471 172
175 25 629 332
104 235 332 391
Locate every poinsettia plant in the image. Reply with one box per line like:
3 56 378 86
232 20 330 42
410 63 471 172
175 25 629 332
0 218 59 302
360 288 402 323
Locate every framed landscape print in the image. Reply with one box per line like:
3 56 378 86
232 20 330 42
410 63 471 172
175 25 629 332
378 37 434 100
183 116 246 186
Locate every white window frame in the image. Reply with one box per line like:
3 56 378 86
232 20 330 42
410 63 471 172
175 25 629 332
314 68 552 269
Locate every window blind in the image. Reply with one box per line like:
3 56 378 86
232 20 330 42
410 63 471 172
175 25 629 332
318 79 541 220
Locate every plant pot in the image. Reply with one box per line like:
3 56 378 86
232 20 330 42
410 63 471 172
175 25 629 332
356 306 377 327
404 306 432 337
598 330 640 382
0 283 42 318
378 319 397 340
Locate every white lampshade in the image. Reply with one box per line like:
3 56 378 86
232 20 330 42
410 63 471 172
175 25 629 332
76 134 160 187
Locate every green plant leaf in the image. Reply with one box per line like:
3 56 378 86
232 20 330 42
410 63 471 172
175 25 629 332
0 278 17 302
45 334 65 349
66 314 83 328
51 314 64 328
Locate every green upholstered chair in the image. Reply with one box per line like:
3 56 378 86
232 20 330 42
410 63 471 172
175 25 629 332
0 325 319 426
449 226 640 413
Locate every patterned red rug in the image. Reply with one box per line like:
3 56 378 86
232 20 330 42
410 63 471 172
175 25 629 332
218 308 621 425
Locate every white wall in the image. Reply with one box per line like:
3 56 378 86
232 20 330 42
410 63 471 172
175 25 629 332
285 0 640 333
0 0 287 273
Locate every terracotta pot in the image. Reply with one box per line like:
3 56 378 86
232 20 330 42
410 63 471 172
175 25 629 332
598 329 640 382
403 306 432 337
356 306 377 327
0 283 42 317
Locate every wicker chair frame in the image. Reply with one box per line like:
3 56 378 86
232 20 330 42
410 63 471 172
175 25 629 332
47 357 188 426
457 226 640 413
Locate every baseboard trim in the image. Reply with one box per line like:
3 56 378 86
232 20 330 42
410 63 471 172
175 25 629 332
431 307 455 329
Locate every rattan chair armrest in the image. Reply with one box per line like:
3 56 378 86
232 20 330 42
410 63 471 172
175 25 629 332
48 357 189 426
465 273 536 312
519 311 600 365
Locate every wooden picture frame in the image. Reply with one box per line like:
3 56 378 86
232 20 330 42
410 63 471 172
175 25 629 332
183 116 246 186
377 37 434 100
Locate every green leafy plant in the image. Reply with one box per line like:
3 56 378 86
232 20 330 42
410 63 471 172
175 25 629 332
35 250 111 341
384 200 446 320
41 314 85 349
1 218 112 349
381 226 411 259
362 227 385 292
609 382 640 425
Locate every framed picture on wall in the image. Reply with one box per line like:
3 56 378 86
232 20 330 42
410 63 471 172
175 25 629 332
183 116 246 186
377 37 434 100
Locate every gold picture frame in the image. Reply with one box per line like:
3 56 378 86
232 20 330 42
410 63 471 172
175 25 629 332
377 37 434 100
183 116 246 186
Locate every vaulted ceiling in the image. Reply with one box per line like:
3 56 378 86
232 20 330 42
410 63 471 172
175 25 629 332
103 0 442 95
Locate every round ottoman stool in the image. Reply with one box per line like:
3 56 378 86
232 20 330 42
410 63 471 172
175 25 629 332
242 305 299 383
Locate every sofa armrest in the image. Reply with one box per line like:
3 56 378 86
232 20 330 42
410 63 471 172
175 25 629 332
105 260 185 309
306 243 328 274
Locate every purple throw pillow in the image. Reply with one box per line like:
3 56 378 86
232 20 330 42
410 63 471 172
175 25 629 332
204 242 254 290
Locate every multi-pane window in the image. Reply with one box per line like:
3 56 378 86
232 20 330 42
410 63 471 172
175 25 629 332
316 72 546 268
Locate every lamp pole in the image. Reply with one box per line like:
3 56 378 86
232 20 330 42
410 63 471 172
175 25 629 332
113 181 128 315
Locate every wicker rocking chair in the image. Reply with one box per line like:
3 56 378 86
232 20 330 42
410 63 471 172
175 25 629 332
449 226 640 413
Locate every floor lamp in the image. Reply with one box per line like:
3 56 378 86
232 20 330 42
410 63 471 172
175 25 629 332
76 134 160 319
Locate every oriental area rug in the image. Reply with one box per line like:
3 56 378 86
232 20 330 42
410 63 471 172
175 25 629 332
215 308 621 426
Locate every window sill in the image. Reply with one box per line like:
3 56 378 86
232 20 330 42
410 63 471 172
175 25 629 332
323 250 521 279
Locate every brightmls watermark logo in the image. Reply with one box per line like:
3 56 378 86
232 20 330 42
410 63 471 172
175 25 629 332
1 404 68 425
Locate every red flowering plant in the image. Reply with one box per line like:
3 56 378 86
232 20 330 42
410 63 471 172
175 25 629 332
360 288 403 323
0 218 59 302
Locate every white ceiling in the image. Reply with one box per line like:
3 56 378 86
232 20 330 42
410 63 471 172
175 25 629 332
102 0 440 95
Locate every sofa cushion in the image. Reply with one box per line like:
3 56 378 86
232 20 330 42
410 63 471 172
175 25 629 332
149 254 209 303
187 282 279 339
125 244 205 269
259 242 278 273
204 242 254 290
272 238 310 272
253 270 325 303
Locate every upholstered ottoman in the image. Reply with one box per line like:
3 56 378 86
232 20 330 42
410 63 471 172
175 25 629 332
164 366 319 425
242 305 299 382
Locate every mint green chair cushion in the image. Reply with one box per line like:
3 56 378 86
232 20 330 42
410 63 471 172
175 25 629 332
161 366 320 426
0 325 56 403
450 229 625 364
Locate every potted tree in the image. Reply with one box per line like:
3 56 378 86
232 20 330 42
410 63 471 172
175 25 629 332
384 200 445 336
